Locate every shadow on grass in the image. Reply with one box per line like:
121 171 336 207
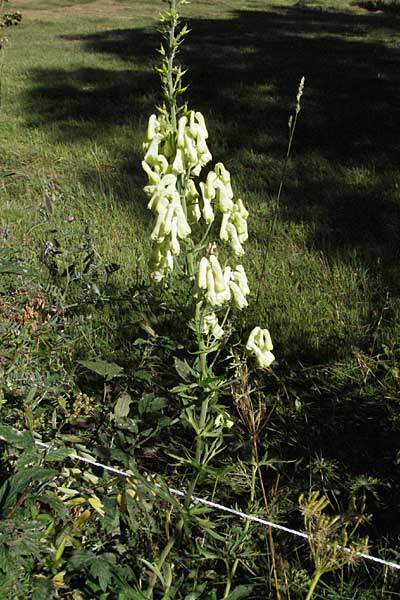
354 0 400 14
25 4 400 283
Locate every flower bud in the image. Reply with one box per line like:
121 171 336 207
204 171 218 199
170 218 180 255
142 160 161 185
206 267 217 306
215 163 233 198
177 116 188 148
187 180 201 223
226 223 244 256
151 209 168 241
143 135 161 163
199 185 215 223
174 202 191 238
209 255 226 294
220 212 230 241
184 133 198 164
231 265 250 296
194 112 208 139
198 257 209 289
146 114 160 142
233 213 248 243
235 198 249 219
215 180 234 213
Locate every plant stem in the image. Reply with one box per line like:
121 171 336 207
305 570 322 600
255 89 302 305
145 524 183 598
223 461 257 598
252 435 282 600
145 306 211 597
166 0 178 132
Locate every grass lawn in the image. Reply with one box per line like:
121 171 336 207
1 0 400 597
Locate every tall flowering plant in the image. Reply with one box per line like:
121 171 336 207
141 2 275 596
142 0 274 371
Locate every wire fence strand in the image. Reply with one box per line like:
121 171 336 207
2 435 400 572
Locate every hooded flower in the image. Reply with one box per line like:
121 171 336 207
229 265 250 309
202 312 224 339
246 327 275 368
219 198 249 256
197 255 231 307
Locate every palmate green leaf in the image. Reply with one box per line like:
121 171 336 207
67 549 96 570
78 359 124 381
31 577 54 600
89 553 116 592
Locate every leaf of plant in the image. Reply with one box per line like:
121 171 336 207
89 553 116 592
133 369 152 384
137 558 165 587
67 549 96 570
31 577 54 600
224 585 255 600
0 262 31 276
1 467 57 515
183 584 208 599
138 394 168 415
78 359 124 381
88 496 105 517
114 392 133 418
174 357 196 382
44 446 73 462
0 425 34 449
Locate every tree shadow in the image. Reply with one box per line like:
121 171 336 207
24 4 400 286
354 0 400 14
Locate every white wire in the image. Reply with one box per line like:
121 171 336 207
3 436 400 572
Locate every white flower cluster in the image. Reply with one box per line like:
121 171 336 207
200 164 249 256
143 111 250 280
143 111 212 280
197 255 250 310
246 327 275 369
142 109 275 368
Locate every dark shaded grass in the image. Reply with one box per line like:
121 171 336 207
355 0 400 14
24 5 400 285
